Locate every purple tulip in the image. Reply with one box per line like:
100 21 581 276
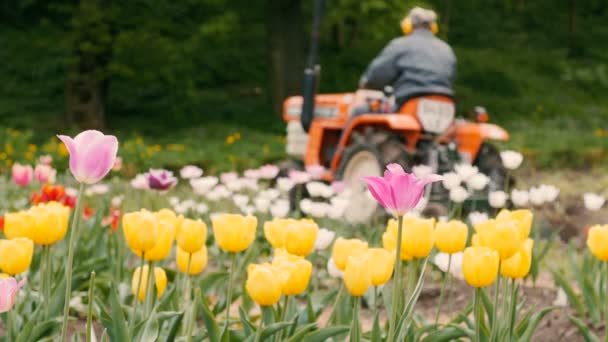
363 163 442 216
57 130 118 184
0 277 26 313
145 169 178 191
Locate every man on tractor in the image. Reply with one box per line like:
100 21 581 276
359 7 457 109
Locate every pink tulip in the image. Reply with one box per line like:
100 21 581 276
34 164 56 184
289 170 311 184
363 163 442 216
38 155 53 166
57 130 118 184
305 164 325 179
221 172 238 184
11 163 33 186
258 164 280 179
0 277 26 313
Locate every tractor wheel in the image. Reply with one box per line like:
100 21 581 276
474 143 509 192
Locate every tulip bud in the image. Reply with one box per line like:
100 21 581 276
0 238 34 275
11 163 33 187
434 220 468 254
273 251 313 296
285 220 319 257
3 211 34 240
137 219 176 261
501 239 533 279
402 216 436 258
367 248 395 286
131 265 167 301
176 245 208 275
212 214 257 253
344 254 372 297
176 218 207 254
587 225 608 261
462 246 499 287
246 263 282 306
122 210 160 255
332 237 368 270
29 202 70 245
475 219 522 260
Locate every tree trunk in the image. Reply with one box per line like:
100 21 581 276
568 0 576 54
267 0 305 116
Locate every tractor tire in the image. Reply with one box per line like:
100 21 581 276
474 143 509 192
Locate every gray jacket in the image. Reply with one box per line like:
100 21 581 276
360 30 456 104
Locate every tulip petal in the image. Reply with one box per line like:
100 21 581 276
363 176 391 209
390 173 423 214
418 173 443 186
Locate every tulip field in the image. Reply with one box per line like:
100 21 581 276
0 129 606 342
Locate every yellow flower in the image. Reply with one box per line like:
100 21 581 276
496 209 533 241
501 239 534 279
344 254 372 297
136 219 176 261
212 214 257 253
246 263 282 306
332 237 368 271
0 273 8 279
3 211 34 240
366 248 395 286
285 220 319 257
29 202 70 245
0 238 34 275
402 216 436 258
587 225 608 261
434 220 468 254
383 219 413 261
176 218 207 254
131 265 167 301
122 210 160 255
462 246 500 288
475 219 523 260
176 245 208 275
273 251 313 296
471 234 482 247
263 218 295 248
156 209 183 233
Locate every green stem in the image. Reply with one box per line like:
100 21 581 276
86 272 96 342
254 307 265 342
42 245 52 320
129 254 145 331
325 283 344 327
224 253 237 338
474 288 482 342
373 286 379 318
490 263 502 342
60 182 85 341
446 263 455 319
605 261 608 342
508 279 517 342
7 309 15 341
183 253 193 337
144 260 155 315
280 295 290 322
350 296 361 342
186 288 200 342
435 253 452 324
387 214 404 342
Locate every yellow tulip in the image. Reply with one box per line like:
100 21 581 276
176 218 207 254
176 245 208 274
402 216 436 258
475 219 523 260
0 273 8 279
212 214 257 253
273 252 312 295
3 211 33 240
471 233 482 247
131 265 167 301
367 248 395 286
332 237 368 270
383 220 413 261
434 220 468 254
344 254 372 297
462 246 499 288
123 210 159 255
263 218 295 248
497 209 533 241
501 239 534 279
156 208 182 232
246 263 282 306
137 219 176 261
0 238 34 275
587 225 608 261
285 220 319 256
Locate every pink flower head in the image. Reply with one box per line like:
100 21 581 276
57 130 118 184
38 155 53 166
305 164 326 180
221 172 238 184
11 163 33 187
112 156 123 172
34 164 56 184
289 170 311 185
244 169 261 179
363 163 442 216
144 169 178 191
331 181 346 194
258 164 280 179
180 165 203 179
0 277 26 313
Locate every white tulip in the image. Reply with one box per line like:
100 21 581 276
195 203 209 214
528 186 545 206
86 184 110 196
583 193 605 211
539 184 560 202
327 257 344 279
220 172 238 184
412 165 433 179
181 199 196 210
277 177 295 192
260 189 281 201
111 196 124 208
244 169 261 179
500 150 523 170
206 185 231 201
233 194 249 207
254 197 271 213
306 181 327 198
488 191 508 208
308 202 330 218
314 228 336 250
552 288 569 307
466 173 490 191
258 165 280 179
130 174 150 190
468 211 489 226
169 196 180 206
510 189 529 207
433 252 464 280
174 203 190 215
180 165 203 179
270 199 290 218
240 205 256 216
65 187 79 197
299 199 313 215
442 172 461 190
190 177 219 195
327 198 348 219
454 164 478 180
449 186 469 203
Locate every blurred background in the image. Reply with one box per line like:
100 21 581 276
0 0 606 173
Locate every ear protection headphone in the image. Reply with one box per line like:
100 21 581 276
401 17 438 35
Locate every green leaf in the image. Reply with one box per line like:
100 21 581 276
396 258 429 340
99 282 130 342
198 271 229 293
517 307 554 341
160 312 184 342
197 290 220 342
137 309 160 342
371 310 382 342
567 315 600 342
260 320 296 339
238 306 256 336
284 323 317 342
551 268 584 317
302 325 350 342
420 325 472 342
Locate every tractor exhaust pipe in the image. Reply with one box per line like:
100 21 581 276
301 0 325 133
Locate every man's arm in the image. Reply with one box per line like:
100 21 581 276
359 38 404 89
